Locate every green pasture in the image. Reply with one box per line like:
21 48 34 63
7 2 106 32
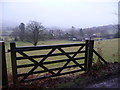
4 39 119 74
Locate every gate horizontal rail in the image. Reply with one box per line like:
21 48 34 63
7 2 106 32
17 63 85 77
16 51 85 60
17 57 85 68
23 69 84 82
14 43 86 51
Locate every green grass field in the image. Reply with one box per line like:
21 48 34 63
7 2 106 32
5 39 119 73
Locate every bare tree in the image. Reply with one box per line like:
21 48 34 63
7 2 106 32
69 26 76 37
25 21 45 46
49 30 55 39
54 29 64 39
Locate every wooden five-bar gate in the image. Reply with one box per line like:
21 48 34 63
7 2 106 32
1 40 107 87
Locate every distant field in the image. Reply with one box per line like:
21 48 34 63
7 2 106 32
94 39 119 63
4 39 119 73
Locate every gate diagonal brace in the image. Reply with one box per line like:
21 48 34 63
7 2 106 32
17 51 38 64
57 45 85 74
19 48 56 82
93 49 108 64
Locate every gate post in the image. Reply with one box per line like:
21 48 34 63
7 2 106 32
0 41 8 88
10 42 18 84
85 40 94 72
87 40 94 71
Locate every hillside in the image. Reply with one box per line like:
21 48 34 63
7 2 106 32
83 24 118 34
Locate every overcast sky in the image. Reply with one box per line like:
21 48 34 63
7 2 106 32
0 0 119 29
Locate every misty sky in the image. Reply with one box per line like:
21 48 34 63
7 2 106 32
0 0 119 29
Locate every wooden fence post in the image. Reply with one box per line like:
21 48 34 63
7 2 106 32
10 42 18 84
0 41 8 87
87 40 94 71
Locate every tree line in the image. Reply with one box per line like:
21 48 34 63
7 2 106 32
11 21 84 46
11 21 70 46
10 21 119 46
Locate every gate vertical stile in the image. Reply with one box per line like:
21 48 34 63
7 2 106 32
84 40 89 72
10 42 18 84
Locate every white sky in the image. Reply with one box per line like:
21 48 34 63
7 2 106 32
0 0 119 28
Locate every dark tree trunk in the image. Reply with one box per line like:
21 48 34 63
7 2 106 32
34 42 37 46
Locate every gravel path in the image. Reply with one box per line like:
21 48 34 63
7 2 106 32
86 75 120 88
